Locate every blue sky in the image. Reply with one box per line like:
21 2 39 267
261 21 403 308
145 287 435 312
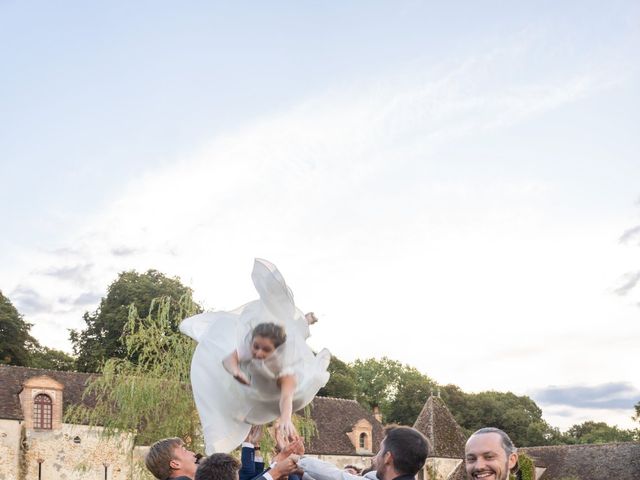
1 1 639 431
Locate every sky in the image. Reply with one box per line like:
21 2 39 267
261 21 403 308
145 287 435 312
1 1 639 432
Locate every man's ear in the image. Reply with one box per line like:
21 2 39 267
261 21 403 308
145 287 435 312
169 458 180 470
384 451 393 466
508 453 518 470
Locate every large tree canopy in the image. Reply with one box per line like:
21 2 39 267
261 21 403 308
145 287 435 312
440 385 562 447
317 355 357 399
349 357 437 425
0 291 35 366
70 270 201 372
562 420 638 444
0 291 75 370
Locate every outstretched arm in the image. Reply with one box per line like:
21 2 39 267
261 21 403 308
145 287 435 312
277 374 298 440
222 350 250 385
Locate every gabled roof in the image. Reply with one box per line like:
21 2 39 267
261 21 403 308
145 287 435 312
0 366 382 457
521 442 640 480
0 365 95 421
305 396 385 456
413 396 467 459
447 462 466 480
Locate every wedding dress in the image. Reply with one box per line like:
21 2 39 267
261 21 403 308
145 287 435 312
179 259 331 454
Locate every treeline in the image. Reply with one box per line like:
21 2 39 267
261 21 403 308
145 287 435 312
2 269 639 447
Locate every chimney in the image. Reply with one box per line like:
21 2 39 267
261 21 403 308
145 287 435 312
373 406 382 423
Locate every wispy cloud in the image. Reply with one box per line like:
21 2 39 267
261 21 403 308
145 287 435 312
619 225 640 245
10 285 51 315
40 263 94 284
532 382 640 410
613 271 640 296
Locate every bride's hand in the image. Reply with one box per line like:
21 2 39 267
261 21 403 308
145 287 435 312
233 370 250 386
278 418 298 442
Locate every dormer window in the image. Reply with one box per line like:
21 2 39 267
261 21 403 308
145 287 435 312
348 418 373 453
33 394 52 430
359 432 367 449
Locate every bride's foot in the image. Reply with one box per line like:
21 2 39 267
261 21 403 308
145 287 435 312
305 312 318 325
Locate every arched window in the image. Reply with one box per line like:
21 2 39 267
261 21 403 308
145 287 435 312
33 394 52 429
359 432 367 449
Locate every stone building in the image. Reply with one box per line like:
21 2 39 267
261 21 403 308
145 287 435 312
520 442 640 480
304 396 385 469
0 365 383 480
411 394 640 480
0 365 134 480
413 395 467 480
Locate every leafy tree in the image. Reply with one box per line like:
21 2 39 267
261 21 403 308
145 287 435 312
66 295 202 448
317 355 357 399
633 401 640 424
70 269 200 372
0 291 36 366
562 421 637 444
28 345 76 371
350 357 436 424
386 367 437 425
351 357 404 415
440 387 559 447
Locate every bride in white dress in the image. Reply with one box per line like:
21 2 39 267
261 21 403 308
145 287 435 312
179 259 331 454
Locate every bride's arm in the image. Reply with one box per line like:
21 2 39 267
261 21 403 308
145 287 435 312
277 374 298 439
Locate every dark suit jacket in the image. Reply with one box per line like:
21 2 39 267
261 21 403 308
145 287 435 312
240 446 265 480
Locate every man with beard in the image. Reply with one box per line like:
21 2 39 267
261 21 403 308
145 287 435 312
373 426 429 480
298 425 428 480
464 428 518 480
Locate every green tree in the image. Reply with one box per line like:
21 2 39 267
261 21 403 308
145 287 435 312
633 401 640 424
70 269 200 372
66 295 202 447
350 357 436 424
28 345 76 371
0 291 36 366
351 357 404 415
563 421 637 444
317 355 357 399
440 387 558 447
386 367 437 425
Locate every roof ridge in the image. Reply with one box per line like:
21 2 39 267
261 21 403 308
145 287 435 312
314 395 359 403
0 364 89 376
522 442 640 449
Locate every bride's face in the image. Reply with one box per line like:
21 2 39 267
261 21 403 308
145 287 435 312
251 335 276 360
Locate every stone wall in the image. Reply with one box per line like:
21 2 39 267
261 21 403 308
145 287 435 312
20 423 133 480
306 454 374 471
0 420 21 480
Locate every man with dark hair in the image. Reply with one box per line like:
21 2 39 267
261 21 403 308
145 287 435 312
374 426 429 480
196 454 241 480
145 437 198 480
464 427 518 480
298 425 428 480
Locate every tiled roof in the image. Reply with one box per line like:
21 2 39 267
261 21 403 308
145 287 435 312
0 365 95 421
1 366 383 457
413 396 467 459
521 442 640 480
305 396 384 456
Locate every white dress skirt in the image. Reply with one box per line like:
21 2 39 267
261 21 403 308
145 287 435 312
179 259 331 454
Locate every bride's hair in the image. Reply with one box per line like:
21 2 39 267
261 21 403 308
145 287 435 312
252 322 287 348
